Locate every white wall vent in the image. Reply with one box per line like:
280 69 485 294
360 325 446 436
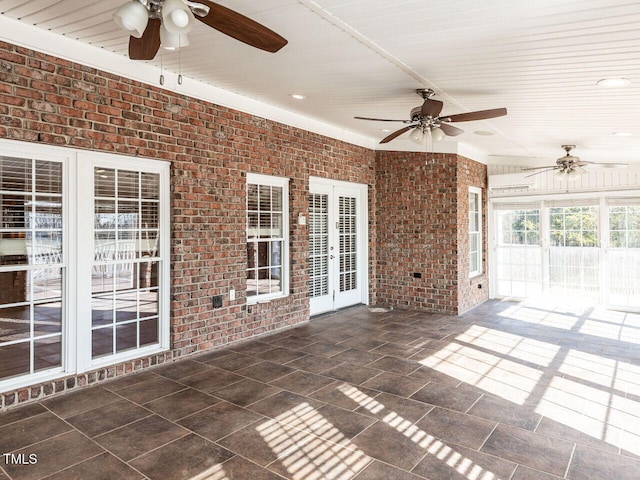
488 172 537 192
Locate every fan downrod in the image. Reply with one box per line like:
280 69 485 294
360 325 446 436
416 88 436 100
561 145 576 155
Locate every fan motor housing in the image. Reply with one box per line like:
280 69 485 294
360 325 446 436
410 106 422 121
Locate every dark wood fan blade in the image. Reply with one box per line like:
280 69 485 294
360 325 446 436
439 123 464 136
196 1 287 52
129 19 161 60
380 125 414 144
420 98 443 117
354 116 409 122
446 108 507 122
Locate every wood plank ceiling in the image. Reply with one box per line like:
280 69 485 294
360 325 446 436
1 0 640 166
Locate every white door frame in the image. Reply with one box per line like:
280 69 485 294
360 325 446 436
309 177 369 316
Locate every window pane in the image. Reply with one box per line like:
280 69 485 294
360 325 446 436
139 261 158 289
247 184 259 210
1 157 31 192
139 230 159 258
118 170 139 199
92 327 113 358
92 293 113 327
35 160 62 194
259 185 272 210
94 168 115 197
115 292 137 322
29 231 62 264
610 230 624 248
116 322 137 352
0 342 30 380
139 290 158 319
247 212 259 239
141 202 159 229
0 305 31 341
29 268 62 302
95 200 116 229
272 187 283 211
34 336 61 372
117 201 139 229
140 173 159 200
34 301 62 335
140 318 158 346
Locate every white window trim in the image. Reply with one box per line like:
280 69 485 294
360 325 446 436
0 140 170 392
246 172 290 305
469 186 483 278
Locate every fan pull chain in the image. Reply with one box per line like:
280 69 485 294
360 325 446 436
178 36 183 85
159 50 165 85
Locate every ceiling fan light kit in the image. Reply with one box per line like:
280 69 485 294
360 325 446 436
114 0 288 60
162 0 196 34
113 1 150 38
355 88 507 144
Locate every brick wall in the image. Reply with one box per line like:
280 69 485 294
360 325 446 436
0 41 376 408
456 156 489 313
375 150 488 314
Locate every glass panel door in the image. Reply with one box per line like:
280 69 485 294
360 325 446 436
92 168 160 359
494 208 542 298
309 180 367 315
0 157 64 382
548 206 600 302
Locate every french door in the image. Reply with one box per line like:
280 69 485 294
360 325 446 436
309 178 368 316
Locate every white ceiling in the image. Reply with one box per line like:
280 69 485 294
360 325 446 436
2 0 640 167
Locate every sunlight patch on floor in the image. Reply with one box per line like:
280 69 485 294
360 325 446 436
255 402 370 480
189 464 228 480
455 325 560 367
416 332 545 404
337 384 502 480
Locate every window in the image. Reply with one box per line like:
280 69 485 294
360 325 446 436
469 187 482 277
0 156 65 382
0 140 169 391
609 205 640 248
246 173 289 303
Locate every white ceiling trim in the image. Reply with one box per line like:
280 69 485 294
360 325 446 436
0 14 376 150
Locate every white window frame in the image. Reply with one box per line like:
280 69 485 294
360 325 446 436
0 140 170 393
469 186 483 277
76 151 170 373
246 173 289 304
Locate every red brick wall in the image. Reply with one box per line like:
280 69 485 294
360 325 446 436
457 156 489 313
375 150 488 314
375 151 459 314
0 41 376 408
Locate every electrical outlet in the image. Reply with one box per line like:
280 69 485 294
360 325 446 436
229 289 236 301
212 295 223 308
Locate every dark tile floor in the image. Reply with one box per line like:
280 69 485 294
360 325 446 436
1 299 640 479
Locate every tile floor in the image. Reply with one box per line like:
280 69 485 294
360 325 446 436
1 300 640 479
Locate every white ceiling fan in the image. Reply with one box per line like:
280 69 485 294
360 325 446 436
522 145 627 182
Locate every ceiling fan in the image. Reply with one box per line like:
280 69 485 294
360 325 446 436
522 145 628 181
354 89 507 144
113 0 288 60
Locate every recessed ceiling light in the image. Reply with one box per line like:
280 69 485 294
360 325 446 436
381 128 391 132
474 130 495 136
290 94 306 100
597 78 631 88
612 131 635 137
